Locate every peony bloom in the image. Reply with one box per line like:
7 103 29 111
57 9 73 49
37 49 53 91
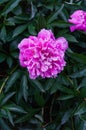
18 29 68 79
68 10 86 32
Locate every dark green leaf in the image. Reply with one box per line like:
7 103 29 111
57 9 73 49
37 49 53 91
0 0 9 4
49 21 71 28
6 110 14 126
12 24 27 37
1 92 15 106
0 52 7 63
0 26 7 43
68 53 86 64
57 94 74 100
5 71 20 92
74 102 86 115
45 78 55 90
6 57 13 68
80 87 86 98
0 119 11 130
61 110 72 125
11 51 18 58
2 0 21 15
50 81 74 94
78 78 86 89
15 109 38 123
28 24 37 35
31 80 45 92
63 34 78 42
4 104 27 113
29 2 37 20
12 5 22 15
79 114 86 121
70 69 86 78
21 75 28 102
34 91 45 106
48 4 64 23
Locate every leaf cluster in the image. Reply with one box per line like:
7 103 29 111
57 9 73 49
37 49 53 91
0 0 86 130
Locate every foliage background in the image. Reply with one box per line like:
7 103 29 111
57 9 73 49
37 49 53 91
0 0 86 130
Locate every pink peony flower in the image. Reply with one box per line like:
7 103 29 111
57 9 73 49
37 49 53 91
68 10 86 32
18 29 68 79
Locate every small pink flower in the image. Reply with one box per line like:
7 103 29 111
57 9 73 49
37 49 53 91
68 10 86 32
18 29 68 79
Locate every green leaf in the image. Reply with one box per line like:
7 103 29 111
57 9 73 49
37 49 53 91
49 21 71 28
35 114 43 122
78 78 86 89
57 94 74 100
1 92 15 106
6 57 13 68
6 110 14 126
21 75 28 102
50 81 74 94
0 119 11 130
63 34 78 42
79 114 86 121
5 71 20 92
0 52 7 63
34 91 45 106
45 78 55 90
36 15 47 30
74 102 86 115
59 75 71 86
9 106 26 113
11 51 18 58
75 41 86 49
29 2 37 20
12 24 27 37
74 120 86 130
15 108 38 123
50 80 61 94
70 69 86 78
28 24 37 35
4 104 27 113
61 110 72 125
0 26 7 43
68 53 86 64
31 80 45 92
0 0 9 4
0 94 4 104
0 112 5 118
12 5 22 15
2 0 21 15
57 85 74 94
48 4 64 23
14 15 29 21
59 9 68 21
15 114 30 123
56 29 68 37
5 19 15 26
80 87 86 98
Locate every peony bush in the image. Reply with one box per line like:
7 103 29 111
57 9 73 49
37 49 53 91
0 0 86 130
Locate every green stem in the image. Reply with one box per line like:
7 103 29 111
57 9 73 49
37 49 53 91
50 93 56 122
71 117 75 130
0 77 9 93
